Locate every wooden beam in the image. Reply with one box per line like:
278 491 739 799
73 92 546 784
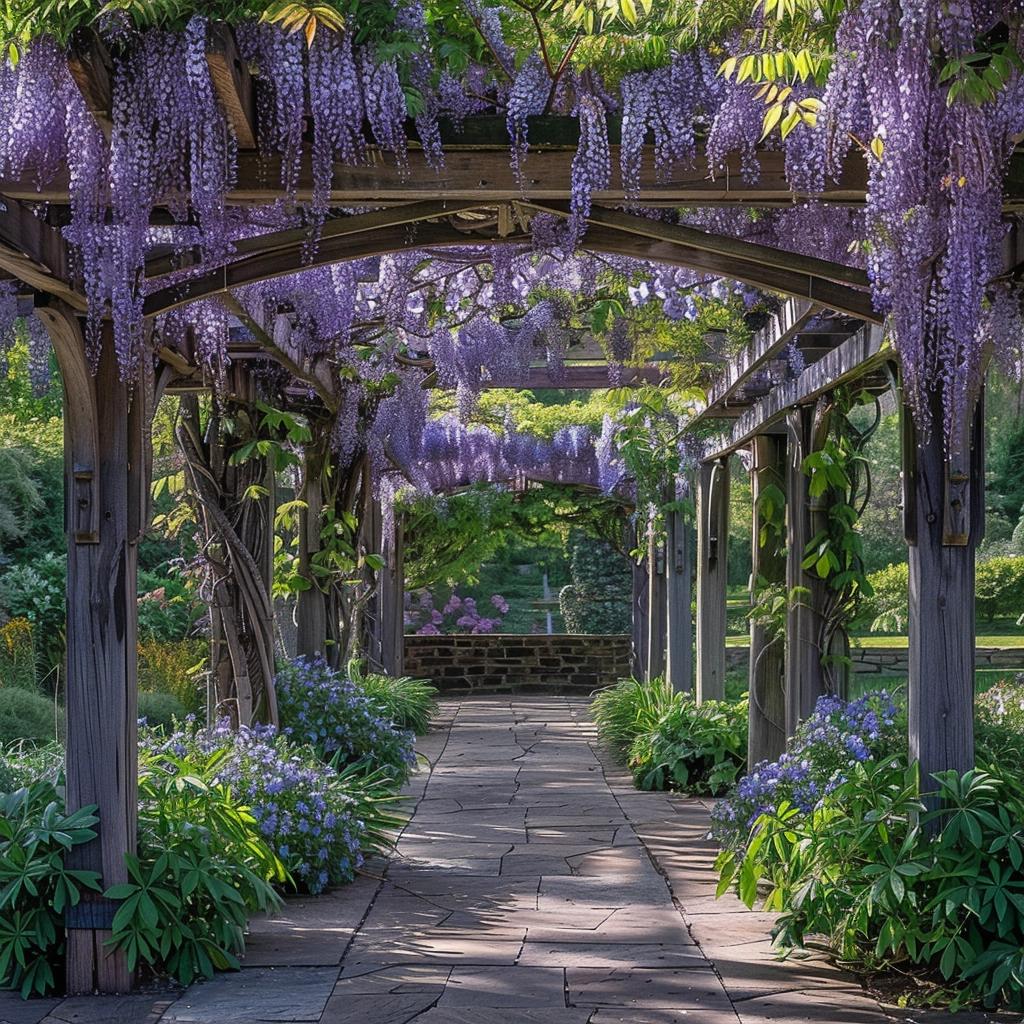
206 24 256 149
145 200 485 278
580 226 882 324
748 435 787 766
67 32 113 138
143 221 531 316
696 458 730 703
527 202 871 289
646 523 667 682
1 140 872 206
695 299 820 420
703 325 890 461
0 199 86 311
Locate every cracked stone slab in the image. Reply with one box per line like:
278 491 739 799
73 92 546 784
161 967 337 1023
334 963 452 994
517 943 707 969
415 1010 592 1024
319 993 439 1023
438 967 567 1008
733 987 892 1023
41 996 176 1024
566 967 732 1011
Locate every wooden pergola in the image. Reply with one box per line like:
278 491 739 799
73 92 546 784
1 28 1019 993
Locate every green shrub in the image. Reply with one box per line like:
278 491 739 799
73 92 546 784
137 571 202 643
137 692 187 733
976 556 1024 622
351 666 437 734
559 530 631 634
861 561 909 632
629 696 748 794
0 689 60 746
0 782 100 997
591 676 676 754
105 746 284 987
0 554 66 674
138 638 207 715
717 762 1024 1010
0 618 36 691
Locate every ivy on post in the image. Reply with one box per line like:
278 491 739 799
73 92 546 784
37 306 140 994
748 434 788 766
904 387 984 807
696 458 730 702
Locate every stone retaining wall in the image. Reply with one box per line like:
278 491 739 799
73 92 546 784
403 634 632 693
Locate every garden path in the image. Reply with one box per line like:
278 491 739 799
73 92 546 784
5 697 1010 1024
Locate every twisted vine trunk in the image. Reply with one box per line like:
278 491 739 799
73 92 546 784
177 391 278 727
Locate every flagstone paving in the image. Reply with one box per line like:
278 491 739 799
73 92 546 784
5 697 1018 1024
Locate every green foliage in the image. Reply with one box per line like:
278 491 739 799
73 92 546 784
105 746 284 988
975 557 1024 623
591 676 675 754
138 638 207 715
0 690 60 747
716 762 1024 1009
0 783 100 997
861 557 1024 631
137 570 202 643
0 619 36 692
0 744 63 794
860 561 909 633
0 554 66 677
559 529 631 634
137 692 188 733
629 695 747 794
350 666 437 735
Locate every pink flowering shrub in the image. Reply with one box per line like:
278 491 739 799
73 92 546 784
404 589 508 635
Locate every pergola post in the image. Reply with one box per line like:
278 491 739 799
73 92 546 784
630 523 648 680
665 505 693 693
296 444 329 661
40 308 138 994
749 434 788 766
646 520 667 682
784 405 829 736
696 459 730 702
904 389 983 799
381 517 405 676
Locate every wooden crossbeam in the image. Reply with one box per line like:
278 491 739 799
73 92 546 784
525 201 871 289
580 225 882 323
144 200 486 279
67 33 112 139
702 324 890 461
206 25 256 149
693 299 820 422
0 199 86 311
143 221 531 316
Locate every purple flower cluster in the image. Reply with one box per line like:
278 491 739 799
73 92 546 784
712 691 902 850
404 589 508 636
145 718 365 894
275 656 415 782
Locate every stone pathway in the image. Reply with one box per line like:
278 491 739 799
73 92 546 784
4 697 1015 1024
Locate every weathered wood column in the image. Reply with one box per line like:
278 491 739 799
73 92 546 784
665 503 693 693
749 434 788 766
904 390 983 797
40 308 139 993
646 520 667 682
296 444 329 661
630 522 648 679
381 517 405 676
696 459 730 702
784 405 829 736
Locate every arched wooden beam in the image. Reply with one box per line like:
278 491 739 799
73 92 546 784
144 199 487 279
525 200 871 290
142 221 531 317
144 216 880 324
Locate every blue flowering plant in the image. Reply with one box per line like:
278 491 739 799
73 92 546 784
711 690 903 851
275 656 416 782
143 718 404 896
